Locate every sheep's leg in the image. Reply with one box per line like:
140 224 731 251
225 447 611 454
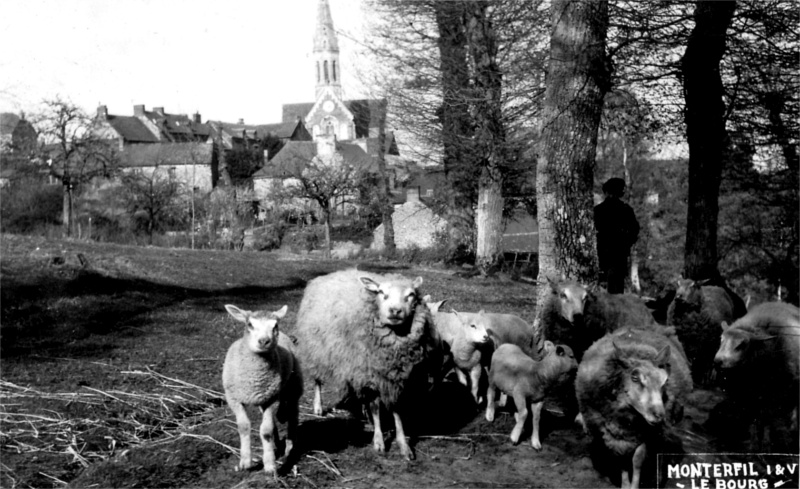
498 392 508 407
369 399 386 453
620 469 632 489
510 391 528 445
530 401 544 450
230 401 256 471
313 381 323 416
283 401 298 458
485 382 496 422
454 368 468 387
469 364 482 404
630 443 647 489
259 405 279 475
392 410 414 461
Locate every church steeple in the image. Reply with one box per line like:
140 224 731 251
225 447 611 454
313 0 342 100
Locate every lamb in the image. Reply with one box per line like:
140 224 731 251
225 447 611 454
667 277 740 385
294 268 433 460
576 328 692 489
485 341 578 450
482 312 537 358
713 301 800 452
427 300 491 402
222 304 303 476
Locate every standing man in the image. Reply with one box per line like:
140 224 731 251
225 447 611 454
594 177 640 294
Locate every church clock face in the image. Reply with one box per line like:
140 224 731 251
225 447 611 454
323 100 335 113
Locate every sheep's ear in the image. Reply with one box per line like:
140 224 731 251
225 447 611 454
547 276 558 291
543 340 555 353
555 345 566 356
655 344 671 365
745 295 751 310
273 305 288 319
697 278 711 287
478 309 486 315
749 332 776 342
611 340 623 357
422 294 432 303
451 308 462 320
225 304 249 324
412 276 424 289
360 276 381 293
721 321 729 331
428 300 446 313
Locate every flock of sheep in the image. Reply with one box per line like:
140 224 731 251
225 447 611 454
219 268 800 488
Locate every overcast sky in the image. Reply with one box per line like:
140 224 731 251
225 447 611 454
0 0 369 124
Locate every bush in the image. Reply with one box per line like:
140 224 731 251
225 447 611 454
0 180 63 234
283 226 324 253
253 222 288 251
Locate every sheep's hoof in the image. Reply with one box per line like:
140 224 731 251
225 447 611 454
485 410 495 422
531 441 542 451
402 450 415 461
235 459 258 471
510 434 521 445
372 439 386 453
263 464 277 477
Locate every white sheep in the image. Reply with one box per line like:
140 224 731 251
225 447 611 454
222 304 303 476
294 268 433 460
485 341 578 450
427 300 491 402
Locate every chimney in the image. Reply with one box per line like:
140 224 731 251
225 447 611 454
97 105 108 119
238 118 245 125
134 104 145 116
406 187 420 203
193 112 201 124
154 107 165 116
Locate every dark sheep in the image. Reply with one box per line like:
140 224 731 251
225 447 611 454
576 328 692 489
667 278 740 385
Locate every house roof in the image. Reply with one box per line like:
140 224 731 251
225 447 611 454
253 140 374 179
282 103 315 124
106 115 160 143
0 112 21 136
119 142 213 168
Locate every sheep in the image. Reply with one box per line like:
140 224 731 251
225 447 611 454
427 300 491 403
667 277 740 385
222 304 303 476
576 328 692 489
485 341 578 450
294 268 433 460
713 301 800 452
483 312 538 358
541 278 660 361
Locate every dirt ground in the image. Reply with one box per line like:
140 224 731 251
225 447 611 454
0 234 790 489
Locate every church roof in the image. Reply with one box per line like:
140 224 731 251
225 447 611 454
313 0 339 52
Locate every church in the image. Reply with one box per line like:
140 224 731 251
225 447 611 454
252 0 402 209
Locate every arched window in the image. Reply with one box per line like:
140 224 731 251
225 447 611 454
333 60 337 82
324 60 329 83
316 62 320 83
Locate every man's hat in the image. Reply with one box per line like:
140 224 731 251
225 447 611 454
602 178 626 196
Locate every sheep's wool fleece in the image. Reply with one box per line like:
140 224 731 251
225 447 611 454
294 269 433 408
576 328 692 457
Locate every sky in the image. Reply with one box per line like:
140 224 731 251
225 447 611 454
0 0 370 124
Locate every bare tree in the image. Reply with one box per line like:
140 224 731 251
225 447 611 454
532 0 610 330
35 97 117 237
121 167 183 245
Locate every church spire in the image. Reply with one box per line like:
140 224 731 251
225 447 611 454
313 0 342 100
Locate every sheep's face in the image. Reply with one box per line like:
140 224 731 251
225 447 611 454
674 278 702 306
617 345 670 426
456 310 491 344
541 342 579 384
225 304 288 353
361 276 423 327
550 279 587 324
714 327 750 369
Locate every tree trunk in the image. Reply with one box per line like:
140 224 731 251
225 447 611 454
533 0 610 337
681 0 736 280
466 1 506 275
434 1 476 247
322 206 332 259
375 100 396 257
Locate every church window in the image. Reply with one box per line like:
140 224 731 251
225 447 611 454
333 60 337 81
316 62 320 82
324 60 329 83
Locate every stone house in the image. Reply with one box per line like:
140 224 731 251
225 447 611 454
372 188 447 251
118 142 216 192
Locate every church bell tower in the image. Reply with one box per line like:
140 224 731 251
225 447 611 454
313 0 342 100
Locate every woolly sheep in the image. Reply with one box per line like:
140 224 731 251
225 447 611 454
222 304 302 476
485 341 578 449
576 328 691 489
713 301 800 451
427 300 491 402
294 268 433 460
667 278 739 385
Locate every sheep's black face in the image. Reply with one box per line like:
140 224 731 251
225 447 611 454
361 276 423 327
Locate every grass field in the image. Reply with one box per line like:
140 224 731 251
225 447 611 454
1 233 731 488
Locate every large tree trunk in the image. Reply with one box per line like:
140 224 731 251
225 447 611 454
533 0 610 337
434 1 475 247
681 1 736 280
467 1 506 274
